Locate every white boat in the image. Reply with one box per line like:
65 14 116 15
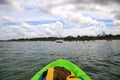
56 40 64 43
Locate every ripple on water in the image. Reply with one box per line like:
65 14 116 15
0 41 120 80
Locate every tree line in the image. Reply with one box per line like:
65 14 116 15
6 34 120 41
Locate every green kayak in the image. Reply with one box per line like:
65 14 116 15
31 59 91 80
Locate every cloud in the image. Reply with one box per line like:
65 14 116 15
39 1 100 27
0 0 9 4
111 9 120 27
0 0 120 40
0 21 63 40
38 0 108 26
114 20 120 28
38 0 114 13
38 0 120 29
2 16 15 22
63 23 120 37
0 0 24 11
93 0 120 5
67 0 120 5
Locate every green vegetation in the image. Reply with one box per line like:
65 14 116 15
5 34 120 41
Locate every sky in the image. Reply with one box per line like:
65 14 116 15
0 0 120 40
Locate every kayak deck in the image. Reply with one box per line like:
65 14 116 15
31 59 91 80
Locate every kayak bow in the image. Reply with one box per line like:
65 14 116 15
31 59 91 80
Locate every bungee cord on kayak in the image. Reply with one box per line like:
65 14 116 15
41 66 80 80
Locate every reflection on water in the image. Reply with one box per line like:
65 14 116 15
0 40 120 80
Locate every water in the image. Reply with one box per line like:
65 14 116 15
0 40 120 80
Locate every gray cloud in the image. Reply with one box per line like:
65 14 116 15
111 9 120 27
38 0 104 27
113 10 120 20
0 0 13 6
38 0 120 28
38 0 120 14
0 0 8 4
68 0 120 5
0 0 23 11
72 0 120 13
90 0 120 5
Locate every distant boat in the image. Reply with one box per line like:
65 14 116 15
56 40 64 43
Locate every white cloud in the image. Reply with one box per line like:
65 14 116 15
38 0 108 27
37 0 120 36
0 0 120 40
51 5 100 27
114 20 120 28
0 21 64 40
63 23 120 37
38 0 120 27
2 16 15 22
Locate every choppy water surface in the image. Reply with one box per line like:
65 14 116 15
0 40 120 80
